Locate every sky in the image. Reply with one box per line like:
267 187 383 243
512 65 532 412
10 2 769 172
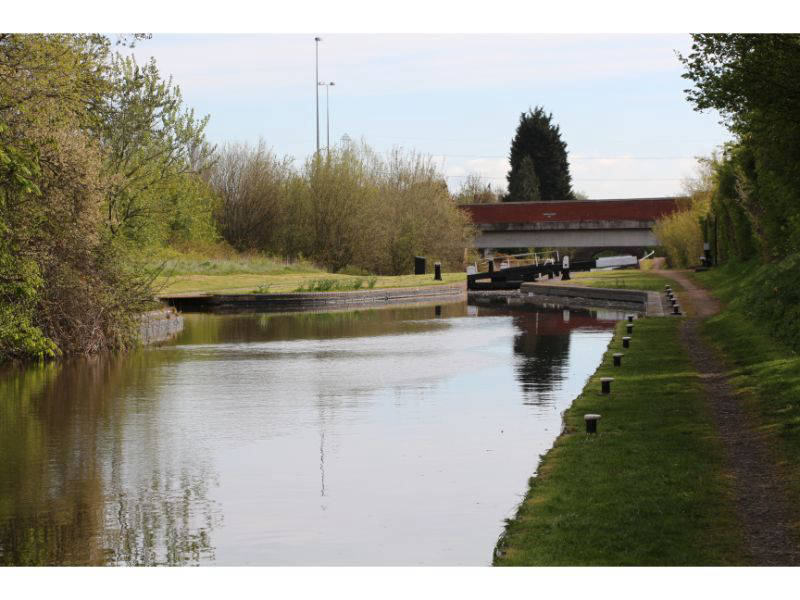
126 33 731 199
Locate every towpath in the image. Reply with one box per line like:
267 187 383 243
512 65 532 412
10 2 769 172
657 269 800 565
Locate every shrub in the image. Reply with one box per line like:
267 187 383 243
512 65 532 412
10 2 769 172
208 139 475 276
653 161 712 268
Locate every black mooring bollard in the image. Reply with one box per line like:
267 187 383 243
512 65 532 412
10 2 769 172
601 377 614 394
487 259 494 273
613 353 623 367
434 262 442 281
584 414 601 434
626 323 634 335
627 314 634 323
673 303 681 315
622 336 631 348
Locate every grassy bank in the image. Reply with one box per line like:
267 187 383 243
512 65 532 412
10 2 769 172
494 316 745 565
692 260 800 530
563 269 683 292
156 272 466 295
146 248 465 295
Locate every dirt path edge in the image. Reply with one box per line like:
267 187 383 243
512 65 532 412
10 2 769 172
657 269 800 565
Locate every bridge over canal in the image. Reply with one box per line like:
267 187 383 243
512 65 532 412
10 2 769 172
461 197 681 260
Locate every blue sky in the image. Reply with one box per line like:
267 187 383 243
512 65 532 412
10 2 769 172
129 34 731 199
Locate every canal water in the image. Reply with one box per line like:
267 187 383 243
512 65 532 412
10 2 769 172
0 302 620 566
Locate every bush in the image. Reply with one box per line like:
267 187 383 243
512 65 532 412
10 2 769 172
208 139 474 276
653 208 705 268
653 164 711 268
452 173 502 204
0 35 173 361
209 140 295 253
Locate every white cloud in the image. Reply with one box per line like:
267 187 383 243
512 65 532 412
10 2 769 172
131 34 688 99
119 34 725 198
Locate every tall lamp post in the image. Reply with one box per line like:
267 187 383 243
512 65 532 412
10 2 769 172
314 36 322 155
318 81 335 151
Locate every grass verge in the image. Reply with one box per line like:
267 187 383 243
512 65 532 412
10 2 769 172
145 247 465 295
692 261 800 532
494 316 746 565
155 272 465 295
563 269 683 292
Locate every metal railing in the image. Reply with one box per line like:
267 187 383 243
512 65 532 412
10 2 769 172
472 250 561 273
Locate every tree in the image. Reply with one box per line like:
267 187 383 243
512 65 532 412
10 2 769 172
207 139 474 275
210 141 295 253
0 34 164 361
679 34 800 132
505 107 574 202
452 173 501 204
100 54 214 242
680 35 800 258
515 156 541 202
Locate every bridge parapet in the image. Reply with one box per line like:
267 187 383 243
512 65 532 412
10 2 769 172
461 197 682 250
461 197 682 226
477 219 659 232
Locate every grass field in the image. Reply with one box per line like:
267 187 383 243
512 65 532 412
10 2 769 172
154 271 466 295
563 269 684 292
150 248 672 296
494 316 746 565
147 249 466 295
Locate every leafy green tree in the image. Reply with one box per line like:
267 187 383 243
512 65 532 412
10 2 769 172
302 141 375 272
680 35 800 258
505 107 574 202
100 54 215 242
0 124 58 361
0 34 113 361
0 34 156 361
680 34 800 132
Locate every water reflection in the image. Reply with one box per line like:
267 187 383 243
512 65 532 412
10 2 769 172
0 355 220 565
507 307 620 405
1 300 617 565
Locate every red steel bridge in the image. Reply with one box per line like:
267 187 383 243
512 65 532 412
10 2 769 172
460 197 681 257
461 197 682 290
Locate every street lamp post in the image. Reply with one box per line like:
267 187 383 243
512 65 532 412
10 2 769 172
314 36 322 155
318 81 335 151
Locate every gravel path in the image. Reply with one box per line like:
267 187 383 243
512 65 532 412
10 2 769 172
658 270 800 565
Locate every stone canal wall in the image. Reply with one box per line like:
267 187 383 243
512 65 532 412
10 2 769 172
160 283 466 313
470 283 667 316
139 307 184 344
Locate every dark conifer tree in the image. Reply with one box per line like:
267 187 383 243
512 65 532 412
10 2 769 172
505 107 575 202
516 155 541 201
